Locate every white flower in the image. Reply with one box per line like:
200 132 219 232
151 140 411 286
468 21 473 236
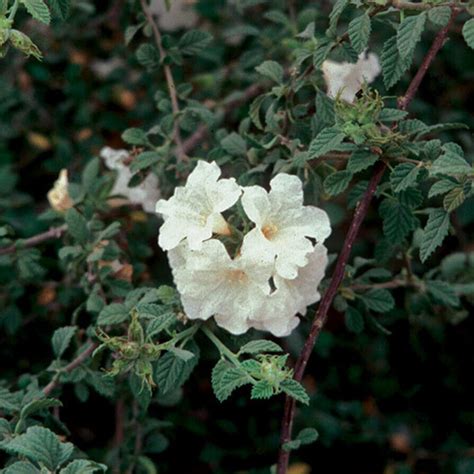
149 0 198 31
100 147 160 214
168 237 274 335
322 51 381 103
241 173 331 280
47 169 73 212
156 161 241 251
250 244 328 337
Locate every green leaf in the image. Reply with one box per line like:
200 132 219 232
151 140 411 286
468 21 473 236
313 40 334 68
129 151 161 172
60 460 107 473
97 303 129 325
296 427 319 445
361 289 395 313
397 12 426 59
280 379 309 405
308 127 345 158
328 0 349 35
48 0 70 20
345 306 365 333
443 186 465 212
52 326 77 358
347 149 378 173
16 398 62 433
81 158 99 192
428 179 457 198
178 30 212 56
378 108 408 122
390 163 421 193
221 133 247 156
2 462 40 474
65 209 88 244
315 91 335 126
121 128 148 146
462 18 474 50
381 36 412 89
426 280 460 307
239 340 283 355
155 348 198 395
324 170 353 196
136 43 160 70
420 208 450 262
249 94 267 130
255 60 284 84
379 199 418 244
428 6 451 27
348 13 371 53
251 380 274 400
430 150 471 177
0 426 73 471
20 0 50 24
211 359 249 402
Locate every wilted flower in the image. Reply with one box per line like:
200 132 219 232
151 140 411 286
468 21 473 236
322 51 381 103
47 169 73 212
100 147 160 214
149 0 198 31
241 173 331 280
156 161 241 251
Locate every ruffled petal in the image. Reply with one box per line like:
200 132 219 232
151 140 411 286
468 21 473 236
241 185 271 227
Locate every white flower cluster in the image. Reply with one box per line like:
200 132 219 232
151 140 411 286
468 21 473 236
100 147 161 213
156 161 331 337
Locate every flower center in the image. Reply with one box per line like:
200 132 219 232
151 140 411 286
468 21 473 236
226 269 248 284
262 222 278 240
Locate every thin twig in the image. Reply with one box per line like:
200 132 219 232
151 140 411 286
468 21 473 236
140 0 188 163
43 342 98 396
0 224 67 256
276 10 458 471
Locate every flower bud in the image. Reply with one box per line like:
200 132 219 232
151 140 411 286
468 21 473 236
9 29 42 60
47 169 73 213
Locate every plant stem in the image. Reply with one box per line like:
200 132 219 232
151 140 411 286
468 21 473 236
139 0 188 164
7 0 19 21
276 10 458 471
0 224 67 256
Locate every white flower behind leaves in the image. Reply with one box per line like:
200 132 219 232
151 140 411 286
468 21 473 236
241 173 331 280
156 161 241 251
100 147 160 214
322 51 381 103
47 169 73 213
169 238 274 335
149 0 198 31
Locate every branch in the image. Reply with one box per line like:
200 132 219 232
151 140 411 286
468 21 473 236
140 0 188 163
0 224 67 256
276 11 458 472
42 342 98 396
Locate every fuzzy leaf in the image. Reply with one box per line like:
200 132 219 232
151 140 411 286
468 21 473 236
390 163 421 193
221 133 247 156
179 30 212 56
428 179 457 198
328 0 349 35
280 379 309 405
428 6 451 27
239 340 283 355
308 127 345 158
2 462 40 474
255 60 284 84
426 280 460 307
361 289 395 313
49 0 70 20
251 380 274 400
379 199 417 244
345 306 365 333
348 12 371 53
65 209 89 244
155 347 198 395
462 18 474 50
378 108 408 122
397 12 426 59
420 208 450 262
211 359 249 402
324 170 353 196
347 149 378 173
20 0 50 24
121 128 148 146
51 326 77 358
60 459 107 473
430 150 471 177
0 426 73 470
381 36 413 89
443 186 465 212
97 303 129 325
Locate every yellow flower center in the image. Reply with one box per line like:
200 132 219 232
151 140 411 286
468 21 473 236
262 222 278 240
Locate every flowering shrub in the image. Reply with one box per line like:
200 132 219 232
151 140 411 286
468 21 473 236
0 0 474 473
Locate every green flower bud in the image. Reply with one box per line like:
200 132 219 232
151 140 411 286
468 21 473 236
9 29 42 60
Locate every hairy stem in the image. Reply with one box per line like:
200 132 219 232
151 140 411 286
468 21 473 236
276 10 457 472
140 0 188 163
0 224 67 256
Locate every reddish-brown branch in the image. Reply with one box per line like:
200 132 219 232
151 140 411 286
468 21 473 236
42 342 98 396
0 224 67 256
276 10 458 472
